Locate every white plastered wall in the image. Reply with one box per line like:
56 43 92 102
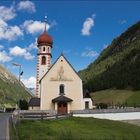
83 98 93 109
29 106 40 110
40 55 84 111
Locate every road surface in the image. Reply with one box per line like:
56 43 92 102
0 113 10 140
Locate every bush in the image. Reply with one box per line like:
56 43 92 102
96 103 108 109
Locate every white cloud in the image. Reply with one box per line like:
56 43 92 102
0 18 7 26
119 20 127 25
81 14 95 36
9 46 26 56
92 14 96 19
0 51 12 63
4 26 23 40
23 20 50 34
0 45 4 50
27 38 37 51
24 52 35 60
103 44 108 49
17 0 36 13
50 20 57 28
82 49 98 58
9 46 34 60
0 5 16 21
0 19 23 41
21 76 36 88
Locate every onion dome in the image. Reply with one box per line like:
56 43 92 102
37 31 53 47
37 16 53 47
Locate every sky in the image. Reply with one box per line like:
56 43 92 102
0 0 140 89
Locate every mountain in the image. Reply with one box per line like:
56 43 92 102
28 88 36 95
79 20 140 92
0 65 33 108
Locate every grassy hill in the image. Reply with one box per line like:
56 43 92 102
0 65 32 108
13 117 140 140
91 89 140 107
79 20 140 92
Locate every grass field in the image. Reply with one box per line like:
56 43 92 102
16 117 140 140
91 89 140 107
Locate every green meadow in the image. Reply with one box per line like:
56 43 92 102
13 117 140 140
91 89 140 107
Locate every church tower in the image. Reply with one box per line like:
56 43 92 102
36 18 53 97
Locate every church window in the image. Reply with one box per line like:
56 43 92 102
59 84 64 95
41 56 46 65
43 47 45 52
85 101 89 109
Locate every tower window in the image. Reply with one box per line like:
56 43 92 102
48 47 49 53
43 47 45 52
41 56 46 65
59 84 64 95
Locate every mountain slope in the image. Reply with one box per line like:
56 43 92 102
0 65 32 108
79 20 140 92
91 89 140 107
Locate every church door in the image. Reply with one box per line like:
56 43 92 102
57 102 67 114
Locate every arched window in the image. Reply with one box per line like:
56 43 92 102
41 56 46 65
59 84 64 95
43 47 45 52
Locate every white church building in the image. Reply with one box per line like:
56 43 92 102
29 21 93 114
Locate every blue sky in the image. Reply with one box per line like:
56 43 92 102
0 0 140 88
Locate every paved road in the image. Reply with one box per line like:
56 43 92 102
0 113 11 140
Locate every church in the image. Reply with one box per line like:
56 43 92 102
29 20 93 114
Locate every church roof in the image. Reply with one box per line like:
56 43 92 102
37 31 53 47
52 95 73 103
39 53 82 82
37 16 53 47
28 98 40 106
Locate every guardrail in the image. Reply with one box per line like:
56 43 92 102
71 108 140 114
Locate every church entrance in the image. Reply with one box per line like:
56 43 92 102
57 102 67 114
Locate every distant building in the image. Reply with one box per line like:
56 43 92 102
29 19 93 114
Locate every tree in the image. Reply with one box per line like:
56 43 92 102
19 99 28 110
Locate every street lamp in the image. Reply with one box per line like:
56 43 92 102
12 62 23 110
12 62 23 83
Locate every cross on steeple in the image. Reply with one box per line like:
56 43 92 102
44 15 47 32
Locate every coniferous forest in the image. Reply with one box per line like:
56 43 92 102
79 20 140 92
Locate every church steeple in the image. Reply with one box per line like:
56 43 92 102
36 16 53 97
